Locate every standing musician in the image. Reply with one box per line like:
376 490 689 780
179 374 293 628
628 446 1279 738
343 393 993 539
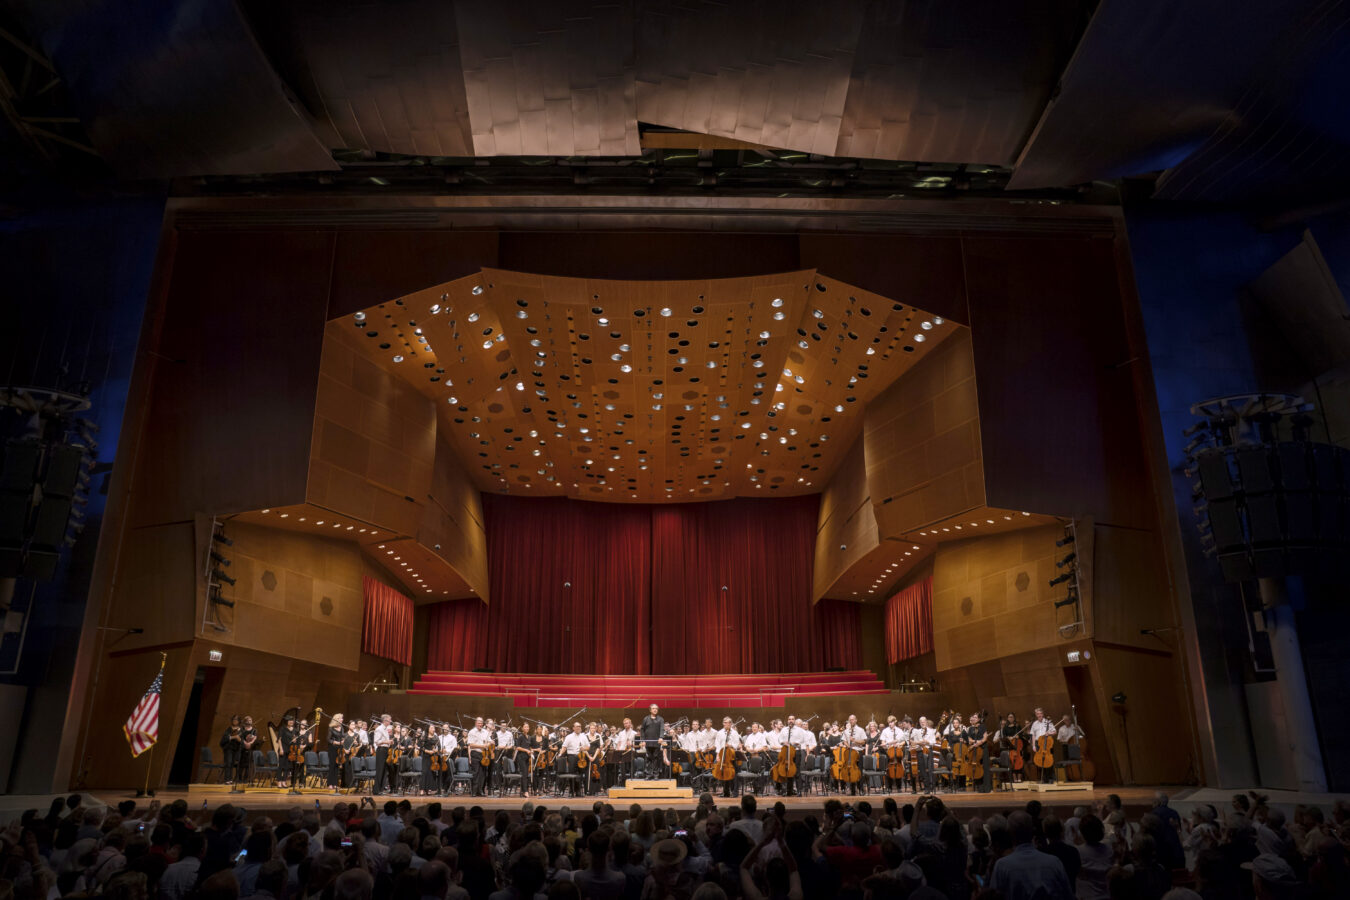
966 712 993 793
277 712 310 793
778 715 814 797
493 719 515 793
838 715 867 796
612 718 636 788
582 722 604 794
639 704 667 779
880 716 907 793
911 716 937 792
373 714 396 795
516 722 538 796
533 725 554 795
220 716 244 788
1029 707 1056 783
437 725 459 795
420 724 442 795
713 717 741 798
742 722 768 792
235 715 258 788
325 713 346 791
997 713 1025 783
466 717 492 796
561 721 588 796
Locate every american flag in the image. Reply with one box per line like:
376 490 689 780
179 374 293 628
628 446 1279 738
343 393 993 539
123 668 163 758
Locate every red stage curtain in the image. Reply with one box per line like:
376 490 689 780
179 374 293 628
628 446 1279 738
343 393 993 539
815 599 863 670
426 598 488 671
362 575 414 666
884 576 933 664
649 495 820 674
479 495 652 674
424 494 827 675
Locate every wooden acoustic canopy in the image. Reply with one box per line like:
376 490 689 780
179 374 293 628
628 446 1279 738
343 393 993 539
339 269 955 502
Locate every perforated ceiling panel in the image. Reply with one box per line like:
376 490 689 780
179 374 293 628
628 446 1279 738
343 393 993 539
341 269 957 502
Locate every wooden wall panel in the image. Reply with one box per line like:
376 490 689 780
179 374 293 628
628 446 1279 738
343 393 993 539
105 523 199 649
813 436 880 600
931 524 1078 671
865 329 985 538
132 231 333 526
206 522 376 670
964 236 1156 530
307 322 436 537
799 234 970 326
1087 642 1193 784
1091 523 1176 650
419 435 490 601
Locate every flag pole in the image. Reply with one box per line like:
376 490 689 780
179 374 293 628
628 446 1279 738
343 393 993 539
138 652 166 798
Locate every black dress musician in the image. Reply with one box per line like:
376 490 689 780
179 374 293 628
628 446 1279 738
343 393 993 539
277 714 305 791
640 705 666 778
421 728 441 795
967 715 993 793
326 714 346 790
220 716 243 785
237 717 258 786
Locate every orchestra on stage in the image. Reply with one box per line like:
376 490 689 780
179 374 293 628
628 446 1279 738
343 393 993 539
217 701 1090 798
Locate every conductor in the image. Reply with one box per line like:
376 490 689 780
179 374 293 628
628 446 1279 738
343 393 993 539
640 703 667 778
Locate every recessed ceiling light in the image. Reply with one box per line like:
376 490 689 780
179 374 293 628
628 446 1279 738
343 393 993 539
771 298 784 307
914 334 926 342
659 307 672 317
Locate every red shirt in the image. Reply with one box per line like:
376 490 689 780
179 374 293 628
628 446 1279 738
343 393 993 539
823 844 883 887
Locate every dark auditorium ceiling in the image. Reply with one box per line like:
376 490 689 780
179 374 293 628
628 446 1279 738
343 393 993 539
5 0 1348 209
341 269 956 502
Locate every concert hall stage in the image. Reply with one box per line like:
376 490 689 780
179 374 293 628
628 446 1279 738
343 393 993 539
80 784 1170 825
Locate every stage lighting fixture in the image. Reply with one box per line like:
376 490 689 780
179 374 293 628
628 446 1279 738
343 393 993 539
1055 552 1076 568
1054 595 1078 609
1111 691 1127 704
212 530 232 547
1048 572 1073 587
1056 533 1075 547
209 550 230 566
212 568 236 586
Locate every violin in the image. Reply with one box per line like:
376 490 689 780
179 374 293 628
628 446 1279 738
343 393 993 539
481 736 495 768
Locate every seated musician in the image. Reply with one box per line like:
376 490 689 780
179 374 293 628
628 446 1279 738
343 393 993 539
1056 713 1084 775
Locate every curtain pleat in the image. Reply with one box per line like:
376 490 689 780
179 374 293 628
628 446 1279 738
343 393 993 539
361 575 414 666
884 576 934 664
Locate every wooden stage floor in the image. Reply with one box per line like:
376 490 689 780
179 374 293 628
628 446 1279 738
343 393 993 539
86 783 1171 822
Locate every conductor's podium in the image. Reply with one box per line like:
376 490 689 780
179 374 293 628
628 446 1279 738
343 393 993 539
608 778 693 800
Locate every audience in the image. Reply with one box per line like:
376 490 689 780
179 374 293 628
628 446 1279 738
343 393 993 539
4 788 1346 900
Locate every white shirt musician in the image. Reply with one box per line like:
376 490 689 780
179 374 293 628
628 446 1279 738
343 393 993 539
612 726 637 752
880 721 907 748
495 727 515 750
694 727 715 752
764 723 782 751
561 726 589 756
466 720 492 750
714 723 741 752
743 726 767 753
439 730 458 754
1057 719 1083 743
374 717 394 748
779 721 815 750
841 716 866 749
943 715 964 739
1029 708 1055 742
678 730 697 753
911 718 937 747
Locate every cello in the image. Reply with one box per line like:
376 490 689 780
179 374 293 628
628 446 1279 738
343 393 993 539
969 709 990 785
712 728 739 785
1033 717 1056 770
830 725 862 785
771 717 806 786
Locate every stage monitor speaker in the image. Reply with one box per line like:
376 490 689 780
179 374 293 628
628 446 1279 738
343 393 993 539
41 445 85 498
0 440 40 493
1237 448 1275 493
1196 451 1235 500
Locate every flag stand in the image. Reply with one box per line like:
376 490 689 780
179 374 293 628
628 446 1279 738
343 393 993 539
133 652 166 798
